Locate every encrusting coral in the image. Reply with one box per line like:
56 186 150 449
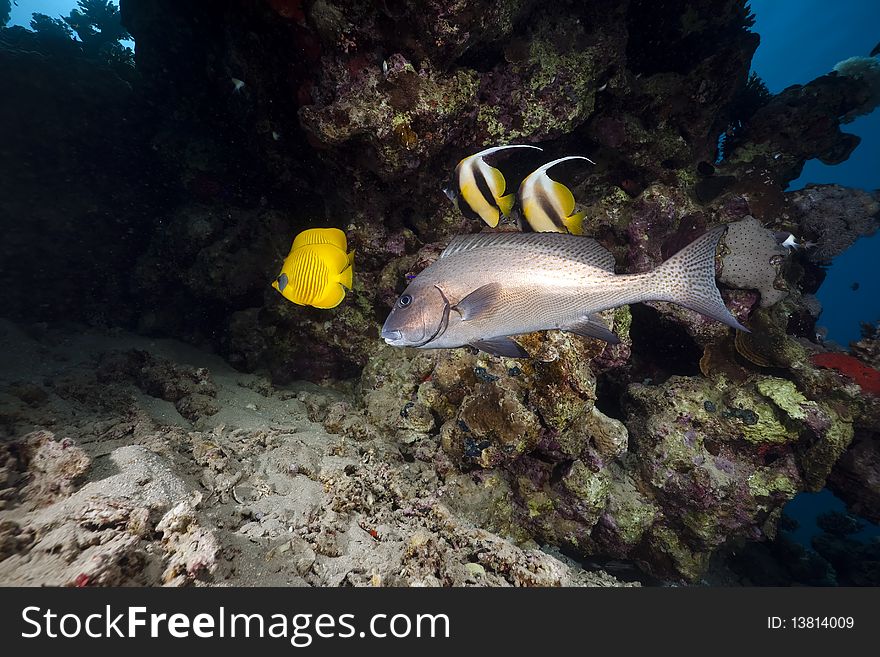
1 0 879 584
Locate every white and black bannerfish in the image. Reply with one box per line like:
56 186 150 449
517 155 595 235
444 145 543 228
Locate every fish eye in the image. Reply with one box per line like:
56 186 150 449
398 294 413 308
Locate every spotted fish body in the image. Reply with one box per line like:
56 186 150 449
273 228 354 309
518 156 594 235
449 145 543 228
381 226 746 357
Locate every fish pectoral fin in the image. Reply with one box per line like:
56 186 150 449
563 209 586 236
561 315 620 344
497 192 516 217
453 283 503 321
470 337 528 358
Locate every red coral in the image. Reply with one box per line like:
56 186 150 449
811 352 880 395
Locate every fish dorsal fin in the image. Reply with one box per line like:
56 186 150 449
292 227 348 252
441 232 616 272
454 282 503 320
537 155 595 176
479 144 544 169
309 243 350 272
470 336 528 358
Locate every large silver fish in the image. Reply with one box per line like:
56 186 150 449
381 226 747 357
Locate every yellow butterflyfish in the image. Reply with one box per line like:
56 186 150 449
273 229 354 309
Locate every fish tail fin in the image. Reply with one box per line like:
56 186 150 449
649 225 748 332
563 210 586 236
338 262 353 290
347 249 355 267
498 192 516 217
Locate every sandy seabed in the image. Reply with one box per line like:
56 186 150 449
0 319 628 587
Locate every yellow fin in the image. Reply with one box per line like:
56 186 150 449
347 249 355 266
563 210 586 236
497 193 515 217
483 164 508 201
338 263 353 290
310 243 349 271
548 180 577 216
291 228 348 252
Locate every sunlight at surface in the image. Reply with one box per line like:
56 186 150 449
8 0 134 48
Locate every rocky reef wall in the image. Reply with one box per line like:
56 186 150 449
1 0 878 583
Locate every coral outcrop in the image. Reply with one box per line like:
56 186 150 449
2 0 878 584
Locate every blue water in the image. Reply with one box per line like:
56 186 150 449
749 0 880 557
750 0 880 346
785 490 880 547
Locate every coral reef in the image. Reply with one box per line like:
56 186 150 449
718 216 788 307
833 56 880 120
2 0 879 585
718 511 879 586
787 185 879 262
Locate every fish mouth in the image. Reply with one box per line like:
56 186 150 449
381 286 451 348
381 328 404 344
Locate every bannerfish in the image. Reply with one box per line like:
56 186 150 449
773 231 817 251
272 228 354 309
381 226 746 357
518 156 595 235
444 145 543 228
774 232 798 250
